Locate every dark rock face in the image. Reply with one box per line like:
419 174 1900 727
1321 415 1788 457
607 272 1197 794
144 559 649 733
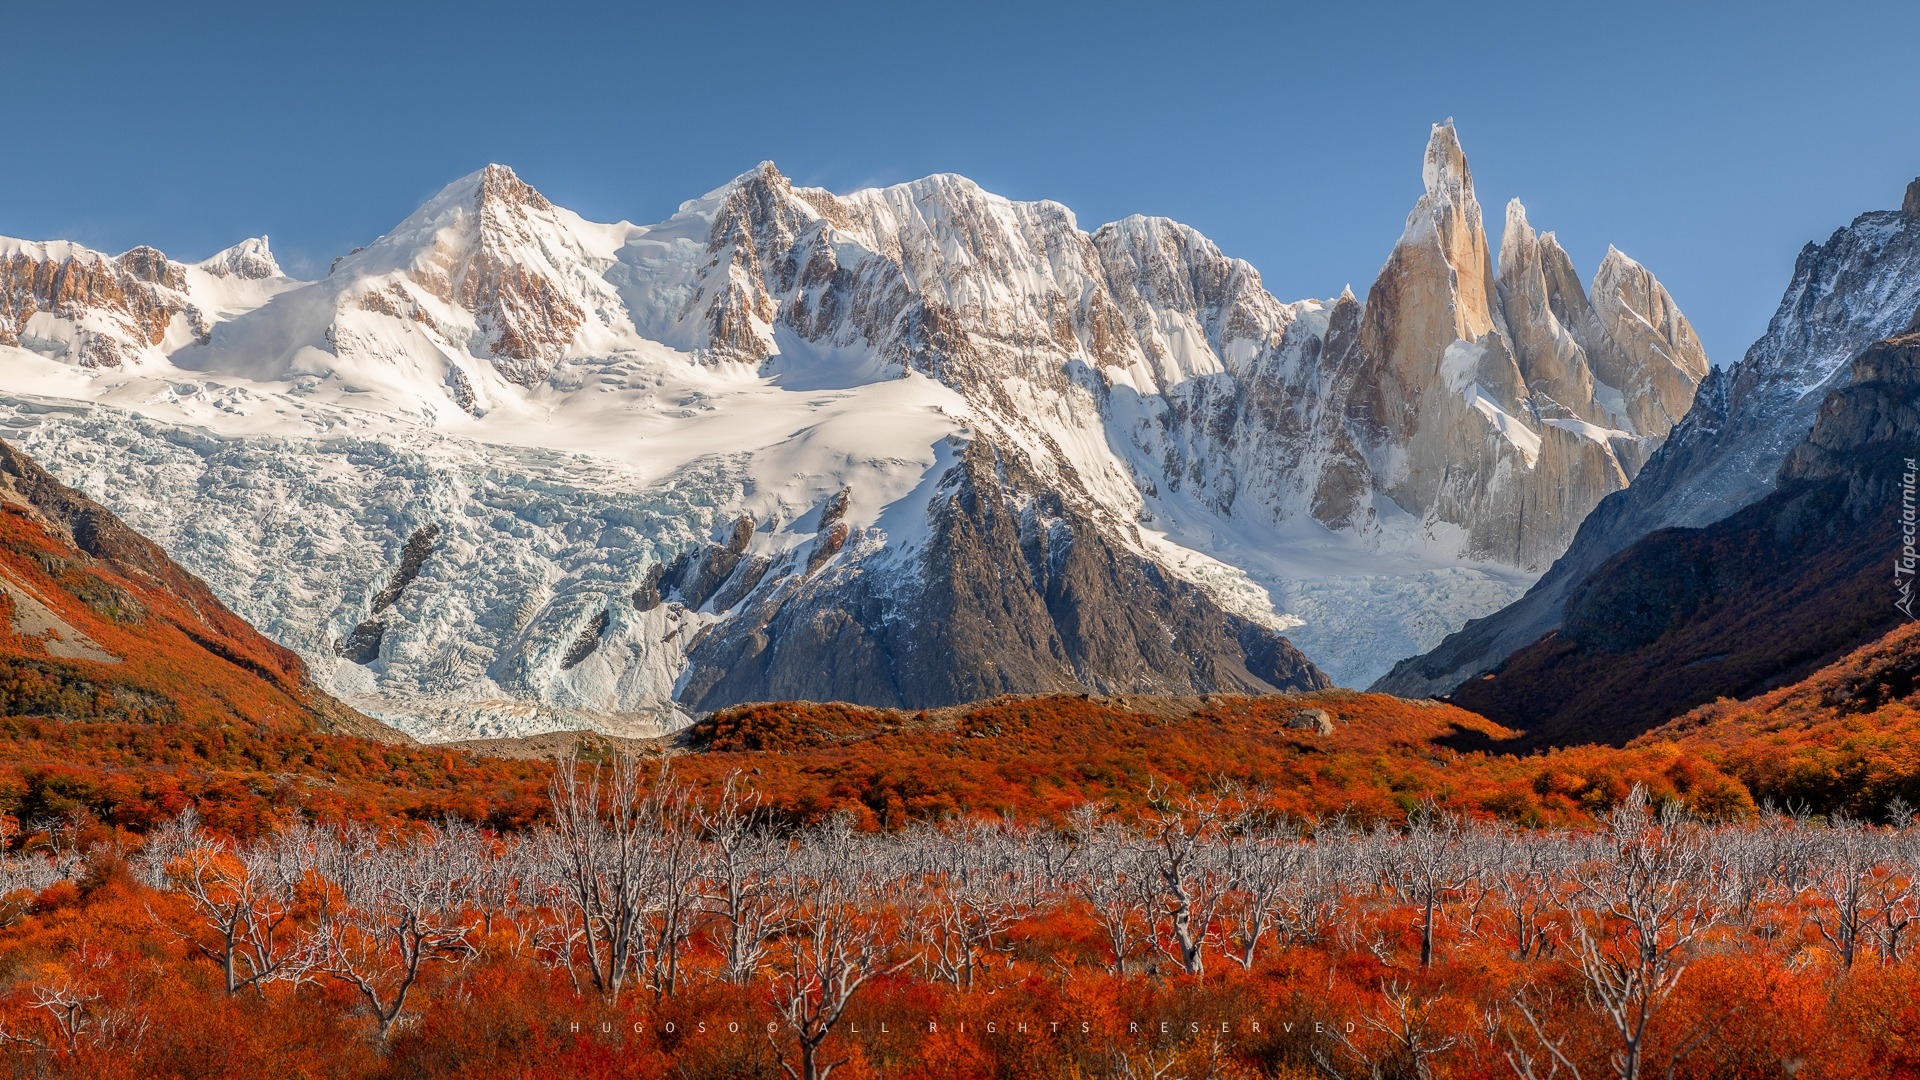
1378 197 1920 698
662 515 758 612
678 439 1329 711
559 608 611 670
335 524 440 666
1442 336 1920 748
631 563 666 612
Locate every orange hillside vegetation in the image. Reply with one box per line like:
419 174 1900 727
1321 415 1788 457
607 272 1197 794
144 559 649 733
666 691 1756 828
1642 618 1920 818
0 439 550 836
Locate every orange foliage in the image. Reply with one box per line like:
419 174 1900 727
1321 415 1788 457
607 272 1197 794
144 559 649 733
1646 620 1920 817
672 692 1755 829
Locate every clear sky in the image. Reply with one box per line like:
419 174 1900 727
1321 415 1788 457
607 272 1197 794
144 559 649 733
7 0 1919 366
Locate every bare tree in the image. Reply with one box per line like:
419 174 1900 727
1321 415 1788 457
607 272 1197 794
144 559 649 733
903 819 1030 989
1389 805 1485 968
1315 980 1460 1080
149 817 315 995
311 825 476 1038
643 775 702 998
1515 789 1726 1080
695 774 791 985
540 751 663 1003
1806 815 1908 970
1070 804 1150 975
1219 811 1299 970
1137 781 1237 977
1489 826 1570 962
767 814 912 1080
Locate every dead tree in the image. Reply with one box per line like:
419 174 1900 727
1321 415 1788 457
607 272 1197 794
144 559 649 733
152 818 315 995
694 774 792 985
1489 825 1571 962
1390 805 1485 968
311 825 476 1038
902 819 1029 989
1315 979 1460 1080
1069 804 1150 975
643 776 702 998
1137 781 1236 977
1806 815 1907 970
1516 789 1726 1080
540 751 663 1003
768 814 911 1080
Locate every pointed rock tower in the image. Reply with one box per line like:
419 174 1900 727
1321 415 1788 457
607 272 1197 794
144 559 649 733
1347 120 1708 570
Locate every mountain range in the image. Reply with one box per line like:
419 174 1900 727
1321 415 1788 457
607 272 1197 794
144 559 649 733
0 122 1714 738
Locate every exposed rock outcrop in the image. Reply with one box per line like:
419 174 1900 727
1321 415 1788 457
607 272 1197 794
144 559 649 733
678 438 1331 711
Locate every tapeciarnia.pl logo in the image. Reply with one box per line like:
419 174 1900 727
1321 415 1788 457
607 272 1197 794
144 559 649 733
1899 457 1918 619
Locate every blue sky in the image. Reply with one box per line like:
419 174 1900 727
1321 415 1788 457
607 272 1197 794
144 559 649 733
7 0 1920 365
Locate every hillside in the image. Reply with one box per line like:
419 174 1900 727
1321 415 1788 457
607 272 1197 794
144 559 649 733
0 438 554 834
1645 618 1920 817
639 690 1754 827
0 438 383 737
1440 332 1920 748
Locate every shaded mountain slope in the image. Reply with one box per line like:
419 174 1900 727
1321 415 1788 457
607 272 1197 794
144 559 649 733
1643 619 1920 818
1442 334 1920 748
678 437 1331 711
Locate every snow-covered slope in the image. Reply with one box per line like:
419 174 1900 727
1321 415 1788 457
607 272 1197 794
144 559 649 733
0 127 1706 736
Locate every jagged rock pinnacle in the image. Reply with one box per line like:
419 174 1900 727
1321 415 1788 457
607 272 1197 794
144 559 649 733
1422 118 1471 197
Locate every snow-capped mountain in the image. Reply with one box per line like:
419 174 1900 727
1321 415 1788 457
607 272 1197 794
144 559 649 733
0 235 296 367
1377 177 1920 698
0 122 1706 738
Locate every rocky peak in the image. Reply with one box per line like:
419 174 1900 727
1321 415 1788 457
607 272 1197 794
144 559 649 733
1393 119 1500 346
1587 245 1710 435
1778 332 1920 504
200 236 282 280
1497 199 1599 423
475 163 551 215
116 246 187 290
689 161 850 364
0 240 203 366
324 162 621 385
1421 119 1473 202
1904 177 1920 219
1350 123 1708 570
